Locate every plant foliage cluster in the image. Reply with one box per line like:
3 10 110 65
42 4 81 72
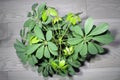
14 3 114 77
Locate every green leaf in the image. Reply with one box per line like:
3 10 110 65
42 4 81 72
46 30 52 41
49 48 58 56
28 56 34 66
44 46 50 58
59 60 65 67
14 44 26 52
36 46 44 59
26 44 40 55
48 42 58 51
34 25 45 40
90 23 109 35
32 55 38 64
17 52 28 64
68 66 75 75
88 42 98 54
38 66 43 73
32 3 38 11
84 18 94 35
93 32 114 44
15 39 25 48
48 8 58 16
73 25 83 36
67 38 82 45
42 16 52 24
49 66 54 75
94 43 104 53
24 19 36 31
80 43 87 56
27 12 32 17
43 68 48 77
38 2 46 14
42 10 48 22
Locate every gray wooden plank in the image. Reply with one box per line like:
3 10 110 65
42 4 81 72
7 68 120 80
0 71 8 80
86 0 120 19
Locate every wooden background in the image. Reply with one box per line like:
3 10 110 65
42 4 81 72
0 0 120 80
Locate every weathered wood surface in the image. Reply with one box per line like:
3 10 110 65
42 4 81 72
0 0 120 80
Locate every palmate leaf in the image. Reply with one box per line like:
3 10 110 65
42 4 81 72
49 48 58 56
48 42 58 51
32 3 38 11
94 43 104 53
16 51 28 64
67 38 82 45
88 42 98 54
44 46 50 58
47 8 58 16
26 44 41 55
24 19 36 31
90 23 109 35
37 2 46 18
42 16 52 25
36 45 44 59
80 43 87 56
73 25 83 36
84 18 93 35
34 25 45 40
46 30 52 41
93 32 114 44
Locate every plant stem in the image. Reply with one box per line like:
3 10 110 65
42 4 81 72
61 23 71 39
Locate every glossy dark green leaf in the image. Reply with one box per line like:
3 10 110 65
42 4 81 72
44 46 50 58
67 38 82 45
46 30 52 41
36 46 44 59
48 42 58 51
90 23 108 35
93 32 114 44
73 25 83 36
88 42 98 54
34 25 45 40
26 44 40 55
84 18 93 35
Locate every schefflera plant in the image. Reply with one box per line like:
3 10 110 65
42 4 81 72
14 3 114 77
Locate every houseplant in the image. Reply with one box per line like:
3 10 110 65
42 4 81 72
14 3 114 80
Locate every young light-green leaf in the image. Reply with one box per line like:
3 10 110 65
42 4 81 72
88 42 98 54
46 30 52 41
84 18 94 35
34 25 45 40
36 46 44 59
44 46 50 58
42 10 48 22
26 44 40 55
90 23 108 35
48 42 58 51
93 32 114 44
